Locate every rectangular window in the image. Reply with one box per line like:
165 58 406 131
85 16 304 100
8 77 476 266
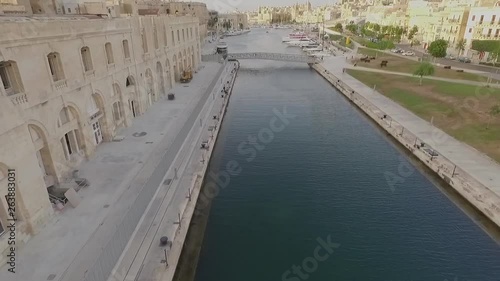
123 40 130 59
164 29 168 46
488 28 492 36
48 53 64 81
469 28 472 33
64 133 73 155
183 29 185 41
81 47 93 72
113 102 122 121
480 15 484 24
142 30 148 54
177 30 180 42
492 15 496 23
172 30 175 46
190 27 193 39
496 29 500 37
472 15 476 21
0 63 12 91
105 43 114 64
154 27 159 49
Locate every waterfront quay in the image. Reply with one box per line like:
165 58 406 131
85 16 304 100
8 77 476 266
313 56 500 227
0 58 237 281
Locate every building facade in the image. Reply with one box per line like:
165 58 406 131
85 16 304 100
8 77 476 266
0 5 201 265
463 6 500 55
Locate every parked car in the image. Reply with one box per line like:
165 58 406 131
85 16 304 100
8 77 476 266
402 51 415 56
458 56 471 63
391 48 403 53
446 54 456 60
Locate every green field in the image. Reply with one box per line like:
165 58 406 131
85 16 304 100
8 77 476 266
346 69 500 162
356 48 498 83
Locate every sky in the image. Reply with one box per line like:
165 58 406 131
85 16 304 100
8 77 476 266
193 0 338 13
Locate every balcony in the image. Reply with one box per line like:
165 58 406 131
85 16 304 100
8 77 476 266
54 79 67 90
9 92 28 105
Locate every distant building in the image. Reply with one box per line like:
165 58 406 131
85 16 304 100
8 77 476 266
463 5 500 56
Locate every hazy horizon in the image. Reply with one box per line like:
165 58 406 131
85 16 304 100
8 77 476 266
192 0 339 13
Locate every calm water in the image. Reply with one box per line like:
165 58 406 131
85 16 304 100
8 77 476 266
194 29 500 281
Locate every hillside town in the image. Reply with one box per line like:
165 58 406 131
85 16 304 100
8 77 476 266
241 0 500 62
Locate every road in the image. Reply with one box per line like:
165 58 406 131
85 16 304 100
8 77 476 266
396 44 500 78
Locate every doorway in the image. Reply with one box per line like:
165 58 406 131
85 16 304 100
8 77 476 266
92 121 102 145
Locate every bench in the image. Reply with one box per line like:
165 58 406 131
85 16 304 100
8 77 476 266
360 57 370 62
456 69 464 72
443 65 451 69
380 60 388 67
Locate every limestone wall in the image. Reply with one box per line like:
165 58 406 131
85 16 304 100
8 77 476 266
0 14 201 265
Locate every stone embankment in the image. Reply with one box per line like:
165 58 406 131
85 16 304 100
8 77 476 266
313 63 500 228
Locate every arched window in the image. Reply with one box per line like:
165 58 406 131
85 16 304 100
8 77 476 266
47 52 64 82
122 40 130 59
0 60 24 96
105 43 114 64
81 47 93 72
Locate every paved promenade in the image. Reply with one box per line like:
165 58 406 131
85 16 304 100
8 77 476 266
110 62 238 281
0 61 224 281
318 56 500 225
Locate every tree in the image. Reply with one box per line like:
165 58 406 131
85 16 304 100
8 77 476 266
428 39 448 59
487 104 500 129
334 23 343 32
373 23 380 32
346 23 358 34
413 62 435 85
408 25 418 40
455 39 466 56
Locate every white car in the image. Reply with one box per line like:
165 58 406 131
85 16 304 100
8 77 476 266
402 51 415 56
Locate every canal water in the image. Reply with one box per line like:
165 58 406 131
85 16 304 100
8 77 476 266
193 29 500 281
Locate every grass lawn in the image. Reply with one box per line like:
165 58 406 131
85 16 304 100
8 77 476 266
346 69 500 162
356 48 497 83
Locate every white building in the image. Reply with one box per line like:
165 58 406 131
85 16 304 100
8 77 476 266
463 5 500 56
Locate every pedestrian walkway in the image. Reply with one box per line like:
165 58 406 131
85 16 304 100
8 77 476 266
0 61 223 281
322 56 500 196
110 63 237 281
346 65 500 88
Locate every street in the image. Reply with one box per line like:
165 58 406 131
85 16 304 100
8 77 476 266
396 44 500 79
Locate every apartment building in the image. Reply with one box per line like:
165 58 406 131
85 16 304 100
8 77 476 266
0 0 201 265
463 6 500 55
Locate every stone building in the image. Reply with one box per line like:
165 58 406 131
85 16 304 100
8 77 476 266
0 0 201 266
219 12 249 30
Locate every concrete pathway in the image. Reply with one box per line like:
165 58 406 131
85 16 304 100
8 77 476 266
346 65 500 88
110 63 237 281
0 61 223 281
321 56 500 196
